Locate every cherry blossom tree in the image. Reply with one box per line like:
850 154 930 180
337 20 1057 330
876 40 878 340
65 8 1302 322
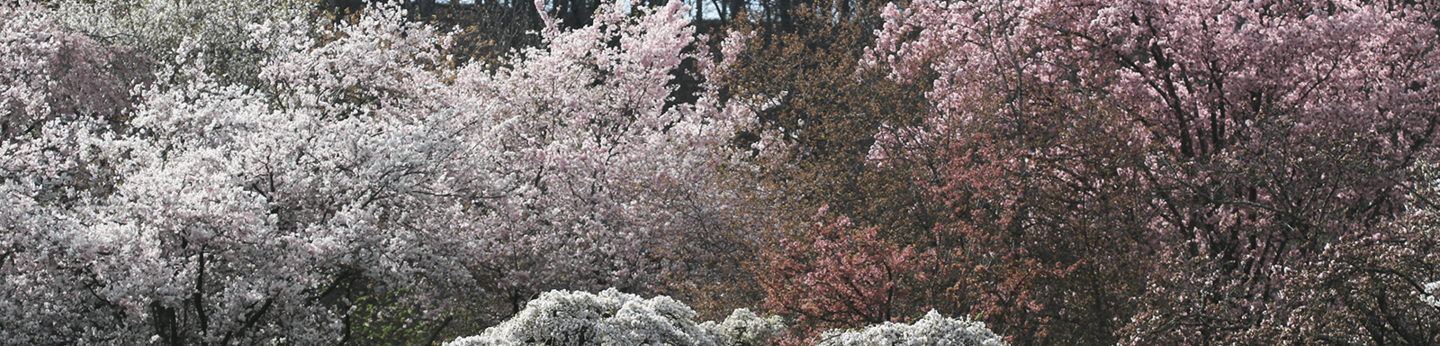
52 0 312 87
0 0 755 344
864 0 1440 343
713 0 942 325
431 0 755 316
0 118 131 344
0 1 151 139
0 3 153 343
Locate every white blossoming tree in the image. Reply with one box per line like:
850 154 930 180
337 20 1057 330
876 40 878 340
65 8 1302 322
52 0 313 87
0 1 150 139
0 0 755 344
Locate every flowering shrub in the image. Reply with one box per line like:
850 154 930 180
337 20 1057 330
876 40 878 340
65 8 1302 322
699 308 786 346
446 288 732 346
815 310 1006 346
447 290 1004 346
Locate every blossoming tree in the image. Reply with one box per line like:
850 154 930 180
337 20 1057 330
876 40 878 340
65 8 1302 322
0 0 755 344
0 1 150 139
863 0 1440 343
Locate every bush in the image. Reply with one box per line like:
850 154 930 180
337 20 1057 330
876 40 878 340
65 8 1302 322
700 308 786 346
816 311 1005 346
447 288 728 346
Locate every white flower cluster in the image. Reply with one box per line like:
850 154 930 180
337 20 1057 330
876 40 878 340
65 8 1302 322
446 288 732 346
816 310 1006 346
1424 281 1440 308
699 308 786 346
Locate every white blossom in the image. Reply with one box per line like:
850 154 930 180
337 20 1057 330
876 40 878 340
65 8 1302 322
816 311 1007 346
1424 281 1440 308
446 288 721 346
52 0 312 86
698 308 786 346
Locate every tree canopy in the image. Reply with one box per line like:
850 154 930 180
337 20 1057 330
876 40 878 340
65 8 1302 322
2 0 1438 344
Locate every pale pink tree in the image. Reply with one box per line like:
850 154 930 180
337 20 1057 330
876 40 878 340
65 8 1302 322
439 0 754 314
0 1 150 139
0 0 753 344
0 3 156 343
0 118 136 344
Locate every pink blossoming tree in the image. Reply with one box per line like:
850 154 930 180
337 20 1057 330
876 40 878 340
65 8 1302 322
0 1 150 139
864 0 1440 343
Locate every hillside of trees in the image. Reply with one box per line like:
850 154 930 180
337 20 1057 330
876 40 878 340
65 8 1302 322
2 0 1439 344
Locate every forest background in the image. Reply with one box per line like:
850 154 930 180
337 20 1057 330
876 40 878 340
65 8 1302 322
2 0 1439 344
